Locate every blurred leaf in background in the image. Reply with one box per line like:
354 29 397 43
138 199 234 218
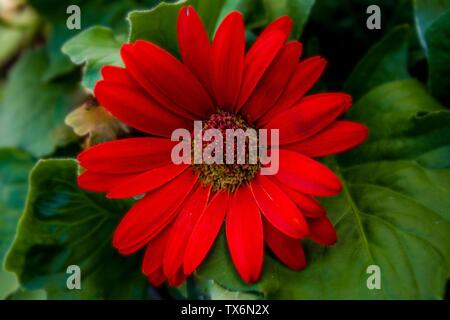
425 9 450 105
344 25 411 99
0 48 81 157
414 0 450 56
0 148 34 299
302 0 413 88
28 0 138 81
0 0 42 68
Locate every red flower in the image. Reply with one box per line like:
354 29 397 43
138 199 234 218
77 6 368 286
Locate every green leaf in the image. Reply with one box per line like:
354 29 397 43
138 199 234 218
341 81 448 166
62 27 123 90
425 9 450 105
413 0 450 56
197 79 450 299
5 159 150 299
345 25 411 100
128 1 180 54
261 0 315 38
0 48 80 157
0 148 34 299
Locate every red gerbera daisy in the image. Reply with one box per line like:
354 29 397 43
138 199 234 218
77 6 368 286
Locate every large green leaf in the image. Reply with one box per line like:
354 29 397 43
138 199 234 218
4 159 149 299
0 48 80 157
413 0 450 56
62 26 123 90
197 79 450 299
345 25 411 100
0 148 34 299
425 9 450 105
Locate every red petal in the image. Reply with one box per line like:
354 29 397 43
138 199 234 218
226 185 263 283
100 65 131 85
258 56 327 126
134 40 214 116
263 219 306 270
250 175 308 238
167 268 187 287
264 93 352 145
184 191 229 274
260 16 293 39
235 16 293 111
147 267 166 286
113 169 197 254
285 120 369 158
275 149 342 197
163 185 210 278
77 171 136 193
242 41 302 123
236 31 285 109
77 138 175 174
142 225 172 275
95 79 192 136
121 43 214 119
307 216 337 246
107 164 189 199
99 63 195 122
177 6 214 97
279 184 326 218
212 11 245 110
120 44 194 120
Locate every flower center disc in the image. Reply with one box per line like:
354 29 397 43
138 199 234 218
193 111 260 192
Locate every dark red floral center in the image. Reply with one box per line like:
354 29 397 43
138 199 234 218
192 111 260 192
